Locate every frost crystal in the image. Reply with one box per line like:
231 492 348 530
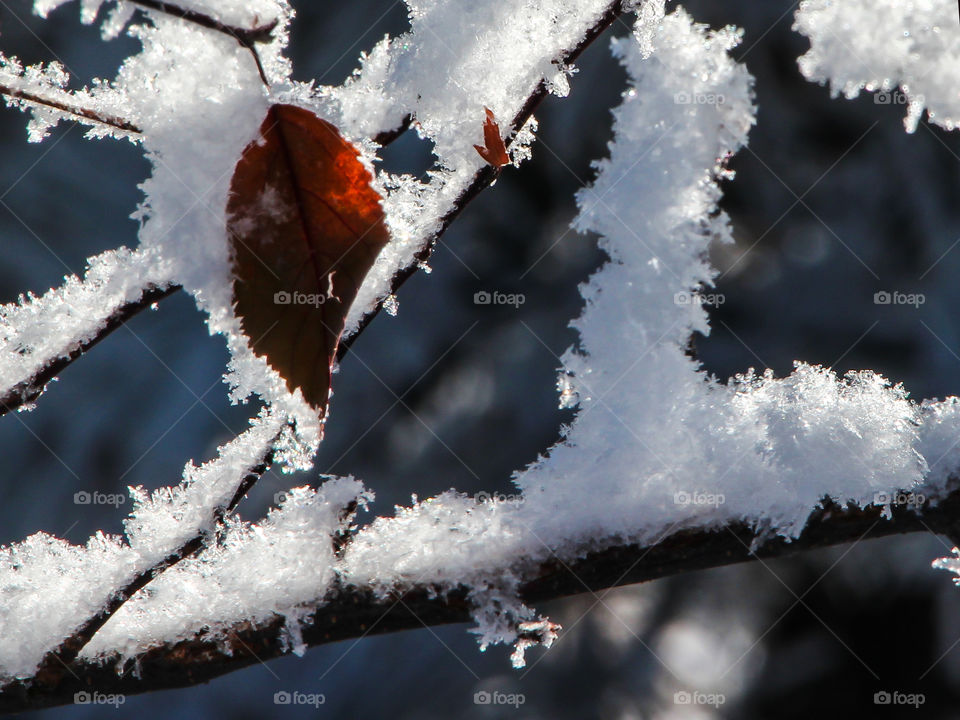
794 0 960 132
0 410 344 681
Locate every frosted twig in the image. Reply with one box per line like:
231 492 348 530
128 0 277 46
338 0 626 357
0 82 142 134
0 283 181 417
32 425 285 685
3 483 957 713
128 0 277 84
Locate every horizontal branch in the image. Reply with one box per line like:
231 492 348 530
127 0 278 48
4 484 958 713
0 283 181 417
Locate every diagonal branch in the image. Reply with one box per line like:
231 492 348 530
31 425 285 688
338 0 626 357
0 283 181 417
0 82 142 134
2 482 958 713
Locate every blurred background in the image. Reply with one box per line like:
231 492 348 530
2 0 960 717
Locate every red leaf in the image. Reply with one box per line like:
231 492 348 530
227 104 390 424
473 107 510 168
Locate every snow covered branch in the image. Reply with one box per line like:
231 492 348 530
126 0 278 47
0 81 142 134
0 249 177 416
33 424 283 680
0 283 180 415
339 0 627 351
3 481 958 714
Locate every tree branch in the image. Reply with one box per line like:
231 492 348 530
31 430 283 687
0 283 181 417
338 0 626 358
0 82 142 134
0 1 278 120
4 484 957 713
127 0 278 48
129 0 277 84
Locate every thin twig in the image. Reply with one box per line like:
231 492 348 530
0 82 142 134
128 0 277 84
128 0 277 46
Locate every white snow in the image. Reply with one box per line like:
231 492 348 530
0 52 138 142
82 476 366 667
794 0 960 133
0 247 171 403
338 10 940 655
0 409 332 681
